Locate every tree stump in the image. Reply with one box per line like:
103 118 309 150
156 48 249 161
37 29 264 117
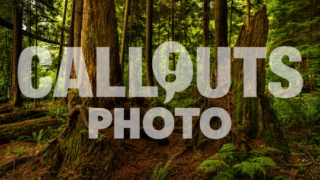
231 5 290 158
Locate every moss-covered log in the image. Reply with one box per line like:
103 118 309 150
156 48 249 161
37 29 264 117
231 5 290 157
0 117 63 144
0 110 48 125
0 105 16 114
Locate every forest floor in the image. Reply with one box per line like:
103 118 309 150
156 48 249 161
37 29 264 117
0 102 319 180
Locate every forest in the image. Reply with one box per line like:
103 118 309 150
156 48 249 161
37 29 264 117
0 0 320 179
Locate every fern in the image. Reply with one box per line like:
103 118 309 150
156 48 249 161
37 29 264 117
197 143 278 179
233 161 256 178
17 129 50 143
151 154 177 180
213 170 235 180
208 144 237 163
197 160 229 174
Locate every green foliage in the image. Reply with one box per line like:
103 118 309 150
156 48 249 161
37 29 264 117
197 144 279 179
272 93 320 129
17 129 49 143
151 154 177 180
7 146 29 155
47 107 68 120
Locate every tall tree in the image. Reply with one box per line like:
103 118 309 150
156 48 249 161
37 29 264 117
81 0 123 107
10 4 23 107
229 0 233 46
74 0 83 48
129 0 133 47
203 0 209 47
46 0 119 177
67 0 82 110
34 0 38 109
146 0 154 86
60 0 75 106
171 0 175 70
211 0 228 84
120 0 131 74
246 0 250 27
54 0 68 102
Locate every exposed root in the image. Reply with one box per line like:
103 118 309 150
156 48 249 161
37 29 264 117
46 105 113 179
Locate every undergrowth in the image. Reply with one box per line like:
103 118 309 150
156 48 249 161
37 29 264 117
151 154 177 180
197 144 280 179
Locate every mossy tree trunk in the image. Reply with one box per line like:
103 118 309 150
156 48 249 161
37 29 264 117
231 5 290 157
46 0 121 178
146 0 154 86
211 0 228 84
120 0 131 74
10 5 23 107
81 0 123 107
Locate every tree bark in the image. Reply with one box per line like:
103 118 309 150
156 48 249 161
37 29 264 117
34 1 38 109
74 0 83 48
171 0 175 70
10 6 23 107
211 0 228 85
54 0 69 102
81 0 123 107
129 0 133 47
246 0 250 28
120 0 131 74
229 0 233 47
68 0 83 111
146 0 154 86
232 5 290 158
203 0 209 47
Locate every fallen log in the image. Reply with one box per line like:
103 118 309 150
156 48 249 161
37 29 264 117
0 104 17 114
0 110 49 125
0 117 63 144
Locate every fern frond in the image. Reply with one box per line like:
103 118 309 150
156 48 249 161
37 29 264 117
213 170 235 180
151 154 177 180
197 160 229 174
249 157 277 167
218 144 236 153
259 147 282 155
37 129 44 142
151 162 162 180
210 152 236 161
232 161 255 178
32 132 37 141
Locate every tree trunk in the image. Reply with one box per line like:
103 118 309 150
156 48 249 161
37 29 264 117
246 0 250 28
171 0 175 70
229 0 233 47
203 0 209 47
232 5 290 158
27 0 32 105
129 0 133 47
211 0 228 85
81 0 123 107
10 6 23 107
34 1 38 109
44 1 121 178
74 0 83 48
54 0 69 102
120 0 131 74
68 0 83 111
146 0 154 86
